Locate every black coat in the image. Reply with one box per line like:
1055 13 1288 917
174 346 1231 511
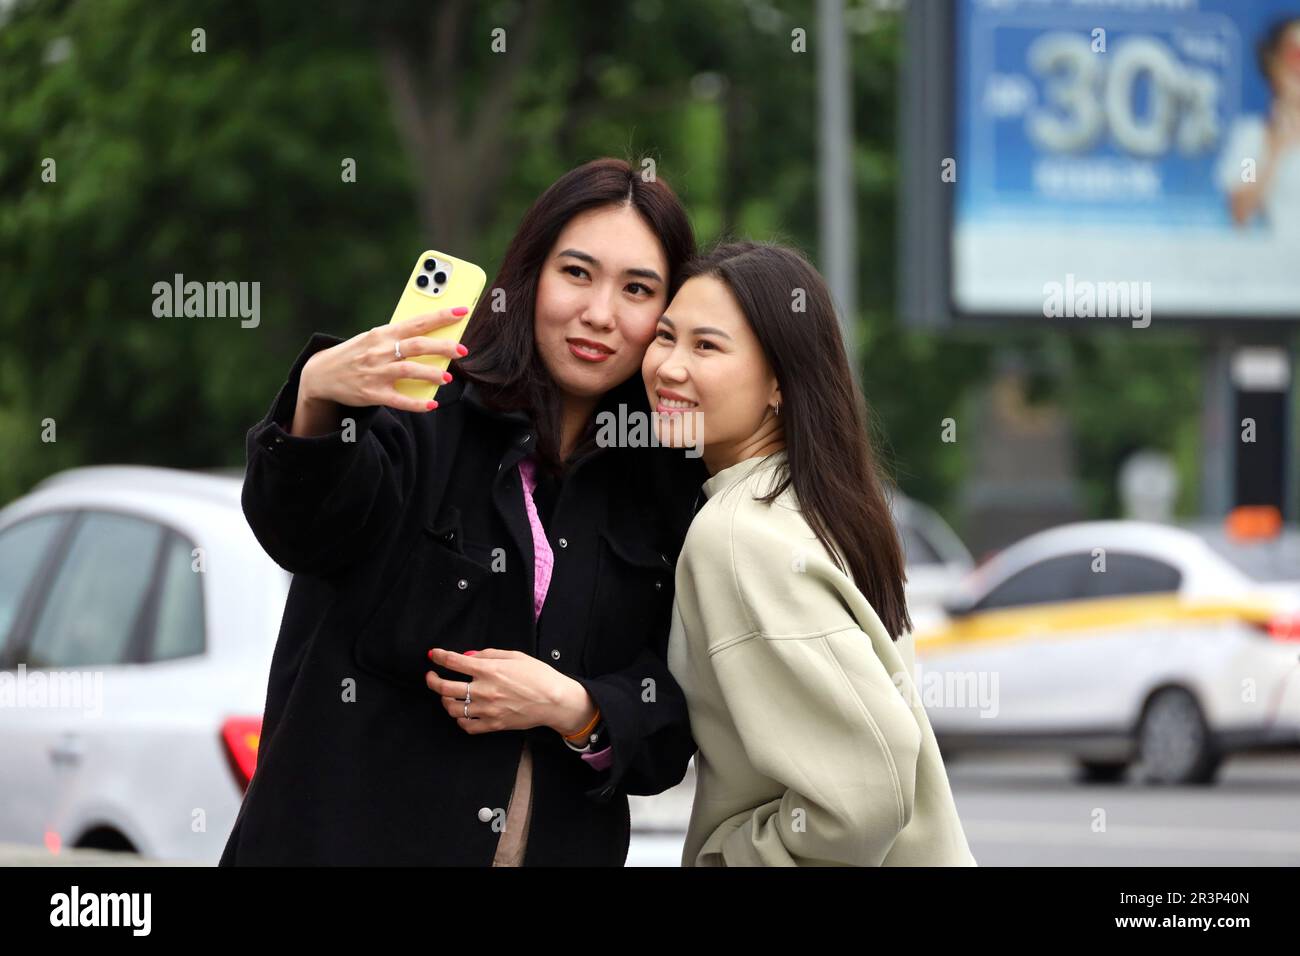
219 333 706 865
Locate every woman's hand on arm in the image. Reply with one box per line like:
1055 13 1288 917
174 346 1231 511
425 648 596 735
425 646 693 797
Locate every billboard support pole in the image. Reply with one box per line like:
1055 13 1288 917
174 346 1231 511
1200 335 1234 518
817 0 858 381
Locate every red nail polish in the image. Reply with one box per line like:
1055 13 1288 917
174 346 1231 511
452 306 469 316
427 649 436 660
464 650 477 656
455 344 469 357
426 400 438 410
442 371 453 383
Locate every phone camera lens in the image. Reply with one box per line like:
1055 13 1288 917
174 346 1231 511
416 274 429 288
434 271 448 285
423 259 436 271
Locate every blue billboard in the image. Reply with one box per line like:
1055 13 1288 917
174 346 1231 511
952 0 1300 320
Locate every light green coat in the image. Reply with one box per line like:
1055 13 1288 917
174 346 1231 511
667 450 977 866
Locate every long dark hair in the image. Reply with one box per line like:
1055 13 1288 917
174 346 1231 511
681 241 913 640
458 158 696 470
1258 17 1300 90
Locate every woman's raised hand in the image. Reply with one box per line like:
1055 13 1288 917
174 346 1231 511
301 307 470 411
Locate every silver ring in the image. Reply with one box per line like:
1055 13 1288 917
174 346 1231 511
463 682 472 718
394 339 403 361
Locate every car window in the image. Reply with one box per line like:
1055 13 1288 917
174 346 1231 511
1082 552 1182 598
1190 527 1300 582
150 533 206 661
900 522 943 567
0 513 70 654
24 512 164 668
974 553 1090 611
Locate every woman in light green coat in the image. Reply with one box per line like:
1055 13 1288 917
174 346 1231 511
641 241 977 867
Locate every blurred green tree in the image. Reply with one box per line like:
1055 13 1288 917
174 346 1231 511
0 0 1202 538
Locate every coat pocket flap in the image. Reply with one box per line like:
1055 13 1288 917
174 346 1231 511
599 528 673 571
421 508 492 583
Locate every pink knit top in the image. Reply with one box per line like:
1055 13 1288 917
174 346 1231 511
517 456 612 771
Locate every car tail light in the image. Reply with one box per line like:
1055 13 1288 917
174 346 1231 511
1226 505 1282 540
221 717 261 791
1249 611 1300 642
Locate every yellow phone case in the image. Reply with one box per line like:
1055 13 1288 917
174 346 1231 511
388 250 487 401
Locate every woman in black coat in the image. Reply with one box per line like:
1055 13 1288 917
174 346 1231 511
219 158 705 865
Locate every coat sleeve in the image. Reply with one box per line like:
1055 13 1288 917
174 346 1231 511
241 332 413 581
570 643 696 804
702 626 922 866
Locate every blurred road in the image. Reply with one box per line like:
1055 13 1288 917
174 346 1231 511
628 753 1300 866
4 752 1296 866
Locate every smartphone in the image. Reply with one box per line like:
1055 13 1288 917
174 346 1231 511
387 250 488 401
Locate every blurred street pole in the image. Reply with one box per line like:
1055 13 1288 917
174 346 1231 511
817 0 859 382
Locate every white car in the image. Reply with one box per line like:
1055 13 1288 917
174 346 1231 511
915 519 1300 784
0 466 289 860
891 493 974 634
